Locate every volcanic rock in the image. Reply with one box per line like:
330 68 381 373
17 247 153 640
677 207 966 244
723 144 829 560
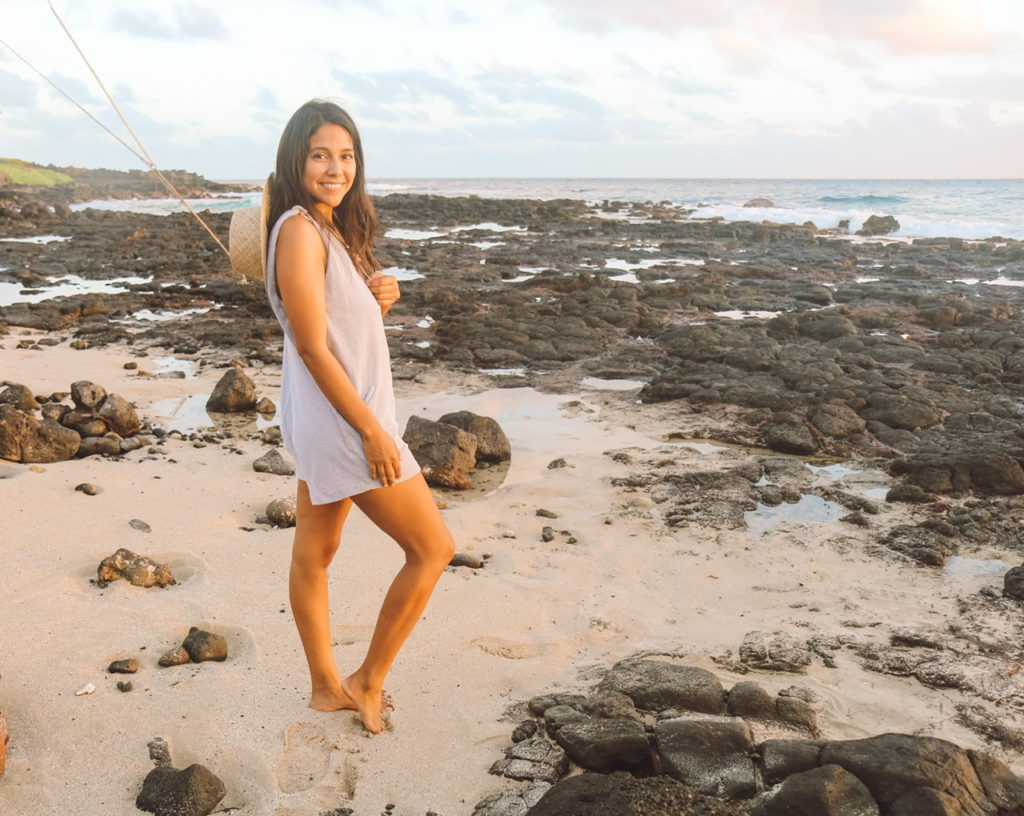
438 410 511 462
266 496 297 527
654 715 758 799
1004 565 1024 601
739 631 811 673
135 763 226 816
96 548 176 588
70 380 107 410
0 404 80 462
181 627 228 662
599 659 725 714
205 367 256 412
252 448 294 476
856 215 900 236
552 718 650 772
403 414 478 489
765 764 880 816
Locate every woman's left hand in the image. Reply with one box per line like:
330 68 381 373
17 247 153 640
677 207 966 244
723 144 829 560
366 273 400 315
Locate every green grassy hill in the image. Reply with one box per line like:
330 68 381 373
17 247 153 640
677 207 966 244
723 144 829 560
0 158 73 186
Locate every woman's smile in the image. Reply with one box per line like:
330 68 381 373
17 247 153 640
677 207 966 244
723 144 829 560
302 123 356 219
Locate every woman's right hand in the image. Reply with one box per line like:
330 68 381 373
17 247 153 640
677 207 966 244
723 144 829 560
362 426 402 487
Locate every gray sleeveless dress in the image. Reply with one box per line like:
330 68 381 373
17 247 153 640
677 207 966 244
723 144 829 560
265 205 420 504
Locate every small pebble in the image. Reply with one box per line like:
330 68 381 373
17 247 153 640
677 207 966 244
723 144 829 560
502 529 516 538
547 458 568 469
117 681 133 692
108 658 139 674
75 682 96 696
536 508 558 518
449 552 484 569
123 362 138 370
129 518 152 533
541 526 555 542
148 736 172 765
75 483 100 496
158 646 191 667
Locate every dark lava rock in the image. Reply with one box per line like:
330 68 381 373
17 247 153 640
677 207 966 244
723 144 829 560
543 705 589 733
474 784 550 816
158 647 191 667
70 380 107 411
763 420 818 455
726 681 776 720
77 435 122 457
598 659 725 714
580 690 640 721
490 737 568 784
552 718 650 772
449 552 484 569
96 548 176 588
968 748 1024 812
108 658 139 674
135 763 226 816
0 384 36 411
809 403 865 438
1004 565 1024 600
252 448 294 476
819 733 1003 813
739 631 811 673
892 452 1024 495
654 715 758 799
885 483 934 503
205 367 256 413
0 404 80 462
97 393 141 436
856 215 900 236
402 414 478 489
524 771 746 816
878 524 955 567
512 720 539 742
181 627 228 662
861 392 942 431
744 198 775 208
438 410 511 463
75 482 100 495
761 738 825 786
765 764 880 816
266 496 297 527
148 737 172 765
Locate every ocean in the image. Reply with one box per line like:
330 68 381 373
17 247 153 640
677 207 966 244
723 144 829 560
71 178 1024 242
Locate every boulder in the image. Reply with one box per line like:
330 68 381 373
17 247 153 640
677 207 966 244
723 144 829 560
266 496 297 527
856 215 900 236
439 410 512 462
967 749 1024 812
252 448 294 476
77 435 122 457
739 631 811 673
726 681 776 720
524 771 747 816
1004 565 1024 601
598 659 725 714
61 409 108 437
181 627 228 662
654 715 758 799
0 383 36 411
402 414 478 489
763 420 817 455
490 737 568 784
765 764 880 816
744 198 775 208
472 784 550 816
819 733 989 812
70 380 107 410
861 393 942 431
0 405 80 462
135 763 226 816
761 738 825 786
205 367 256 412
97 393 140 436
552 718 650 772
810 404 866 438
96 548 176 588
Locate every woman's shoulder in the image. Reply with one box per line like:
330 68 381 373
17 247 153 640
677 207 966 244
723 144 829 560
276 206 325 246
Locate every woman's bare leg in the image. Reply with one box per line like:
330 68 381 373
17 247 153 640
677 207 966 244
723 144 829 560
290 479 355 711
344 473 455 733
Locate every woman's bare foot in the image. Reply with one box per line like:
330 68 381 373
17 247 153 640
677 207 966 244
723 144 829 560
310 683 356 712
342 673 389 734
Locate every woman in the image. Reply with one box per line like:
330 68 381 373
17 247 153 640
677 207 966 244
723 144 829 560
264 99 455 734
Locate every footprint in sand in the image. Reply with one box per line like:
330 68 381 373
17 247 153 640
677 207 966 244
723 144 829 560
331 623 374 647
470 636 544 659
275 722 330 793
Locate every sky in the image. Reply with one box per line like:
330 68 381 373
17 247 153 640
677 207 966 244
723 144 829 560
1 0 1022 179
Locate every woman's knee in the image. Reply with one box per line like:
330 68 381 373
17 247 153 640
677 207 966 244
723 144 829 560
405 528 455 569
292 534 342 571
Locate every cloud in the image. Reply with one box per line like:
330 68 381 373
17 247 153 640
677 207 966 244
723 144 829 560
538 0 1008 54
0 68 37 107
916 73 1024 102
111 3 227 41
332 68 476 110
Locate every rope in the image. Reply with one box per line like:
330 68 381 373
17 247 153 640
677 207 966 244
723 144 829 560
20 4 239 274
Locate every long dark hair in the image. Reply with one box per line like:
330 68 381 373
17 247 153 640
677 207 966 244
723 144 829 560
267 99 380 274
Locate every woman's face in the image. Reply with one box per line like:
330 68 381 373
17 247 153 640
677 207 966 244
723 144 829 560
302 123 356 220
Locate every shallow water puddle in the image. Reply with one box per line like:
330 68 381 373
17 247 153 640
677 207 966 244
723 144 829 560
384 228 446 240
148 394 275 434
714 309 783 320
745 494 846 538
149 356 199 378
943 555 1014 577
580 377 645 391
380 265 425 281
0 234 70 244
115 306 213 323
0 274 151 307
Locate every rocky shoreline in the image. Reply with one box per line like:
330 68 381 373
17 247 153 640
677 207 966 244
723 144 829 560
2 183 1024 814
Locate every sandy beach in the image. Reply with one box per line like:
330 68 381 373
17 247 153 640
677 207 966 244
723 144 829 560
2 326 1022 815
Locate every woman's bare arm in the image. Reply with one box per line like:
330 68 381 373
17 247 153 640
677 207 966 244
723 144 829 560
275 214 401 486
